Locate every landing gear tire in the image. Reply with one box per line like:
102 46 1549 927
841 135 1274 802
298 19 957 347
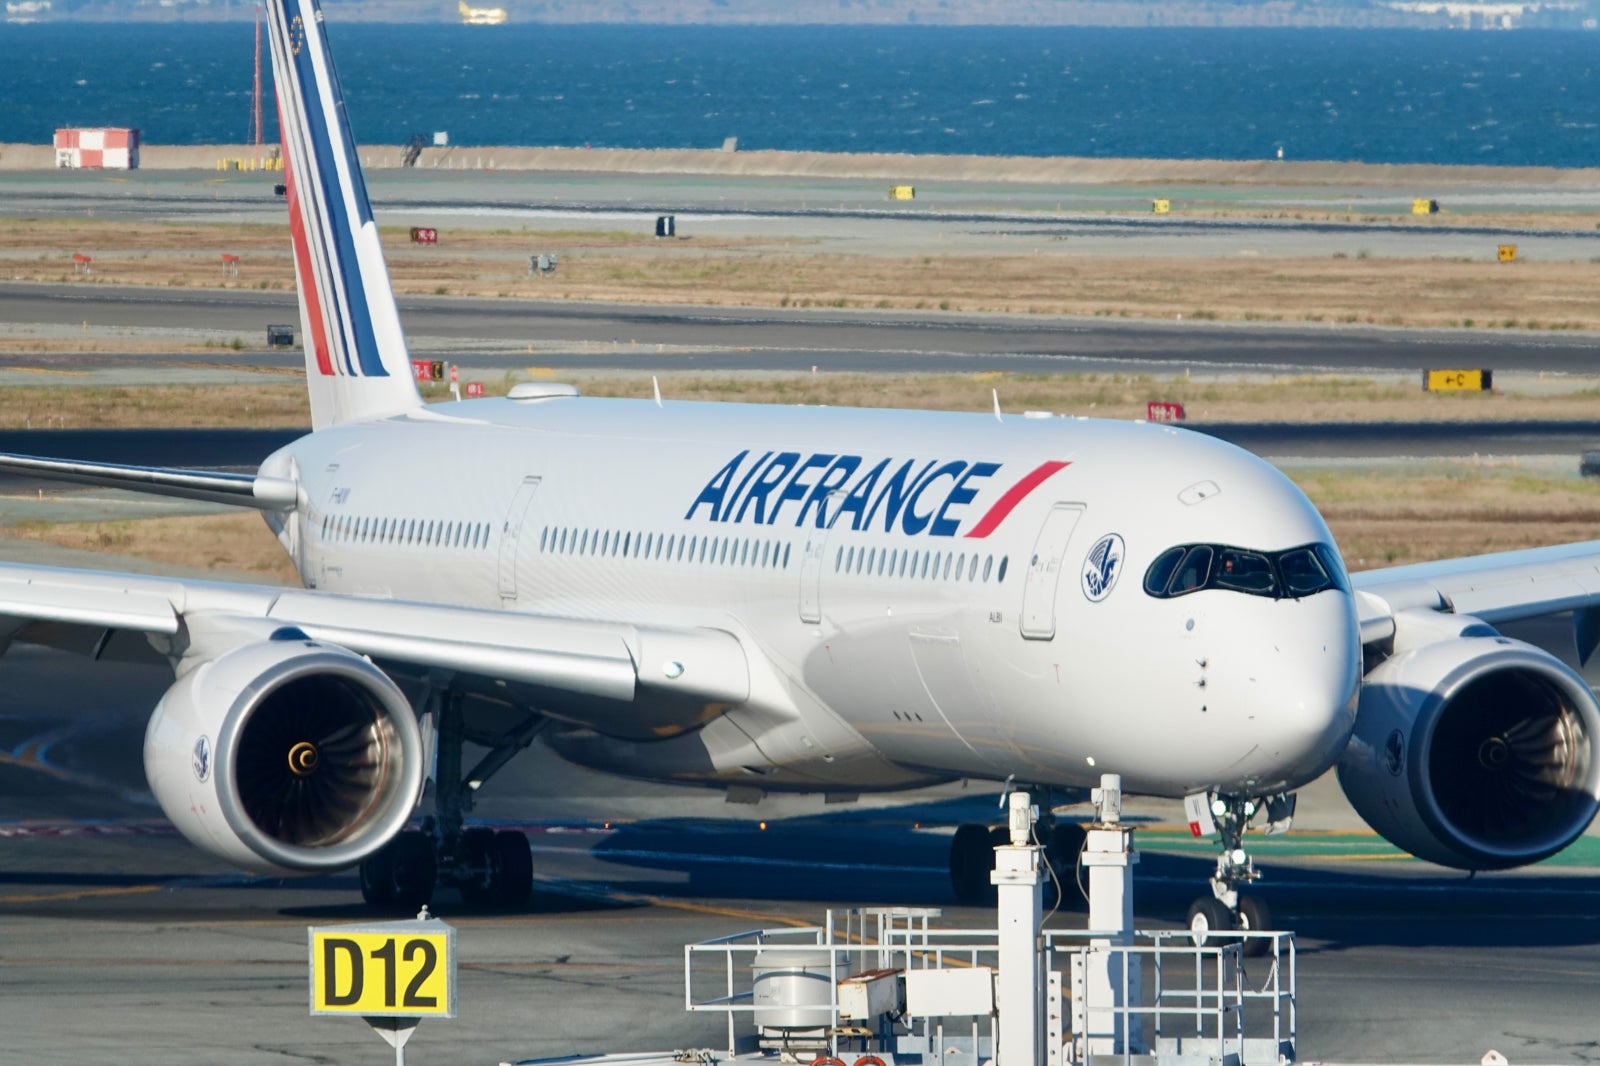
493 830 533 907
457 827 498 906
1236 894 1273 958
360 830 436 911
1186 897 1235 947
949 824 994 903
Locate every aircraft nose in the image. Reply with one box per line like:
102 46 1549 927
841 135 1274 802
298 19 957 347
1211 592 1362 788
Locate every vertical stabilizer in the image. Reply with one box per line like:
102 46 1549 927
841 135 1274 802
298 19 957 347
266 0 422 429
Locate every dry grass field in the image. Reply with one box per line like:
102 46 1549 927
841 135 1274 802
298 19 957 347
3 372 1600 429
7 216 1600 331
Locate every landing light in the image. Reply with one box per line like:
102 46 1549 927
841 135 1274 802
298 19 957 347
663 660 685 680
1211 799 1228 817
1230 848 1248 865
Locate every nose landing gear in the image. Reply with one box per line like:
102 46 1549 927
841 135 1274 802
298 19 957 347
1185 790 1293 957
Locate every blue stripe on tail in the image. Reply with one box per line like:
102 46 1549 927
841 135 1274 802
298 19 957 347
281 0 388 379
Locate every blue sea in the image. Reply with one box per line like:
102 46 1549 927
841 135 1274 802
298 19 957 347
1 23 1597 167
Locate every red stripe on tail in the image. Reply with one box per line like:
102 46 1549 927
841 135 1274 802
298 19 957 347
282 148 335 377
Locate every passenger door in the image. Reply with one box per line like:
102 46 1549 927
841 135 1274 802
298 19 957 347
1019 503 1085 640
497 476 542 603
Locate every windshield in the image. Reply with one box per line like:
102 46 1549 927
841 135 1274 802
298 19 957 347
1143 543 1347 600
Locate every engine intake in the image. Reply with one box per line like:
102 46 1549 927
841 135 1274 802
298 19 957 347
145 638 423 874
1339 634 1600 870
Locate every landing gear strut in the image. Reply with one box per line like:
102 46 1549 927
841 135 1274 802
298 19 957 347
1186 791 1293 957
359 681 543 911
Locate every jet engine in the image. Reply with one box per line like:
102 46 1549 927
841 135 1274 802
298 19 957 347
1339 633 1600 869
144 636 424 874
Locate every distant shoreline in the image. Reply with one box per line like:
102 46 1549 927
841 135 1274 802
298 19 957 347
4 143 1599 187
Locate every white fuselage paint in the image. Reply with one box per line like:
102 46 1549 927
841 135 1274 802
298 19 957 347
262 394 1363 800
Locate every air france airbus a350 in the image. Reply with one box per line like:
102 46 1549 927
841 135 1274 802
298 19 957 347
2 0 1598 941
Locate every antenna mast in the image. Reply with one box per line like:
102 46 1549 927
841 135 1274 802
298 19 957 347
250 7 264 165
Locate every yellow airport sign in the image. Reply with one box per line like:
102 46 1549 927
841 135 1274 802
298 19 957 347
1499 244 1518 262
309 919 456 1017
889 185 915 200
1423 369 1492 392
1411 198 1439 215
1152 199 1171 214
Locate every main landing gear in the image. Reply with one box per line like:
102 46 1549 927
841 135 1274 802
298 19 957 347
949 794 1087 906
1185 791 1294 958
359 682 543 911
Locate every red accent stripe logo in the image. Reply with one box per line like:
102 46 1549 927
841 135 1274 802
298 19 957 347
282 138 336 377
964 460 1070 539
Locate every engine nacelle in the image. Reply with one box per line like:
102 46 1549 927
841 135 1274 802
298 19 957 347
144 637 423 874
1339 634 1600 869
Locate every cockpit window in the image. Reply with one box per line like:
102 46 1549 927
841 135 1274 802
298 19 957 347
1144 542 1346 600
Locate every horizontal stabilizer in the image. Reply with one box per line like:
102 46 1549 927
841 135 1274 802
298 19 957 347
0 452 297 511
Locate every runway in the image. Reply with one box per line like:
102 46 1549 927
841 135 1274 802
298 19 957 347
3 647 1600 1066
4 282 1600 377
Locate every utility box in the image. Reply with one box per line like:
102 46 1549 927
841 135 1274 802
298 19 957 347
1151 199 1171 214
266 325 295 347
1412 198 1440 215
904 967 994 1017
838 968 902 1021
55 128 140 169
889 185 915 200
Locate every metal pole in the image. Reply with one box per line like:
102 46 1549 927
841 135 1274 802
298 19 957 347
992 791 1044 1066
1081 774 1143 1057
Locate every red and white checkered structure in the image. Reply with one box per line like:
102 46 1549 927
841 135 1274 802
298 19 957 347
54 128 141 169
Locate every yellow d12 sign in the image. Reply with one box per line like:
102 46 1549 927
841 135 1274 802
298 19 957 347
309 920 455 1017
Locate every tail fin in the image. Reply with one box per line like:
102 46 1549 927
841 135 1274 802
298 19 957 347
266 0 422 430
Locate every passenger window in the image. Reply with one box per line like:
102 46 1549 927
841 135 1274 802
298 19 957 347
968 555 979 582
983 556 992 582
998 556 1008 583
783 543 791 568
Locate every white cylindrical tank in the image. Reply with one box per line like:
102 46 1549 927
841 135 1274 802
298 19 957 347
751 949 833 1034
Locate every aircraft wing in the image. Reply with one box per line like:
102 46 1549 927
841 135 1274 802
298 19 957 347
0 452 298 511
1352 539 1600 657
0 560 750 737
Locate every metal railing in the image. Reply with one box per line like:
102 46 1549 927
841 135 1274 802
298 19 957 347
683 911 1294 1066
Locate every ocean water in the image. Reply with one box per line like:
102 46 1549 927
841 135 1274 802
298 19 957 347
1 22 1596 166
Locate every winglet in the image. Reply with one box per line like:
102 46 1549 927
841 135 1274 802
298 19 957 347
266 0 422 429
